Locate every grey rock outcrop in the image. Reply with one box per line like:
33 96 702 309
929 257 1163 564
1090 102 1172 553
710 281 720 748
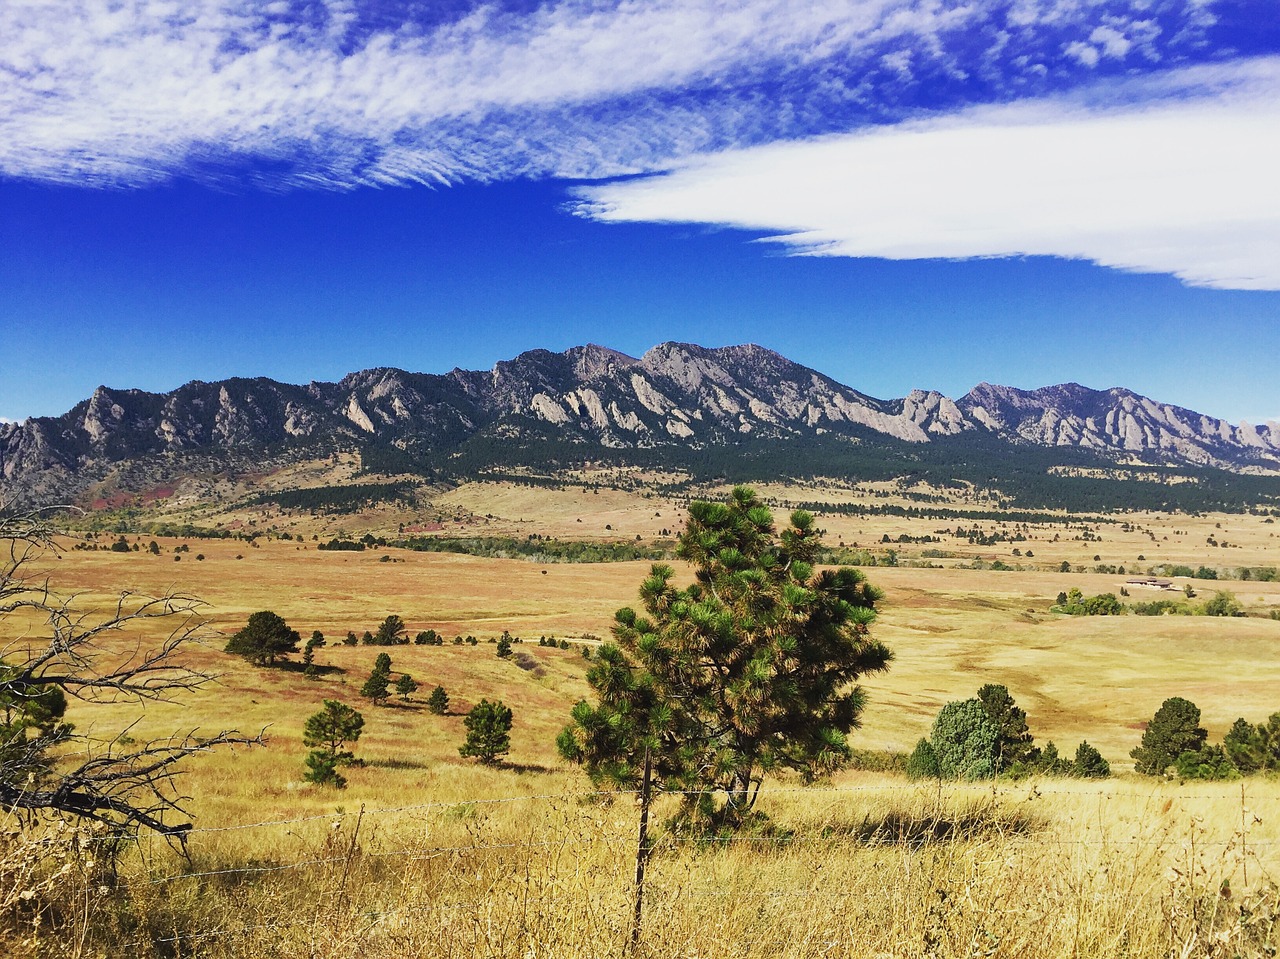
3 343 1277 504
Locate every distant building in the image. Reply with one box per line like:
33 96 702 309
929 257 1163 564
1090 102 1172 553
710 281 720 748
1126 577 1176 590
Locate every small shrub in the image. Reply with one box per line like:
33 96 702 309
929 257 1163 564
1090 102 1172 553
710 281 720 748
427 685 449 715
459 699 512 763
1200 591 1244 617
930 700 998 780
905 738 940 780
1072 741 1111 778
1174 744 1237 781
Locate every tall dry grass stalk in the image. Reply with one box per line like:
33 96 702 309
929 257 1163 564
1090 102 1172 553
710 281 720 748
3 775 1277 958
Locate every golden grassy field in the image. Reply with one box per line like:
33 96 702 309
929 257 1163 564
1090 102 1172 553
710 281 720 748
29 530 1280 763
119 465 1280 568
4 483 1280 956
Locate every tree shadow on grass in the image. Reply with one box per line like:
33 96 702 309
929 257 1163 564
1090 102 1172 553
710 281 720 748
276 661 345 676
500 761 558 775
828 799 1045 848
368 758 431 771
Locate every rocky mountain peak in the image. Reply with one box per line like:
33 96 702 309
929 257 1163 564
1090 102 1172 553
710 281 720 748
2 342 1277 505
563 344 638 380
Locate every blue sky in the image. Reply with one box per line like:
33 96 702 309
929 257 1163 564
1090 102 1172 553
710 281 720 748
2 0 1278 424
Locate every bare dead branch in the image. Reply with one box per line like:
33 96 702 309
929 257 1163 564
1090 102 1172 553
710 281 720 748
1 507 264 840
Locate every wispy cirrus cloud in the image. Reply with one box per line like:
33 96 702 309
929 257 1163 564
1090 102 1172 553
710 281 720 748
0 0 1221 187
2 1 1270 289
575 57 1280 290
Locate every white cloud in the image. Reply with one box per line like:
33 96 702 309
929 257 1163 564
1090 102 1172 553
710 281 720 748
0 0 967 186
573 57 1280 291
0 0 1209 187
2 0 1259 290
1063 40 1100 67
1090 25 1133 59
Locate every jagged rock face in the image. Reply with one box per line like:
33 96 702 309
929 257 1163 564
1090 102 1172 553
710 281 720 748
2 343 1279 502
958 383 1280 467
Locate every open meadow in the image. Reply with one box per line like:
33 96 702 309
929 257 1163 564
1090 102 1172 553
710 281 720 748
3 483 1280 956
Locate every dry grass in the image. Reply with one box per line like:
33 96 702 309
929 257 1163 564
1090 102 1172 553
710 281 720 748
18 537 1280 763
4 775 1278 957
5 487 1280 956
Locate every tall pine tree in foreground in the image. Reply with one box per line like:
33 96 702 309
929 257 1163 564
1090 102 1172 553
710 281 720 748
558 486 891 831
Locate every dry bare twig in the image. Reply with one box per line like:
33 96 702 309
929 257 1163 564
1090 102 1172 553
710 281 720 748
0 506 262 841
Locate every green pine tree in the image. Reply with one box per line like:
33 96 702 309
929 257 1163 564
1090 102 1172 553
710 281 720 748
459 699 512 763
361 667 391 706
302 700 364 788
224 611 301 667
558 486 891 831
905 738 940 780
1072 741 1111 778
427 685 449 715
395 673 419 701
375 615 407 645
976 684 1035 769
1131 697 1207 776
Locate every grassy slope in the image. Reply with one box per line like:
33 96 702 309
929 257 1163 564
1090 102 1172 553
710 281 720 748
21 532 1280 783
6 490 1280 957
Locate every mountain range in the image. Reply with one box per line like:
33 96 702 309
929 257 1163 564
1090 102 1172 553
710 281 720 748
3 342 1279 507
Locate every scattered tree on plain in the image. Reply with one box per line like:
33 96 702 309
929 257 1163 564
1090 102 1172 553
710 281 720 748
223 610 301 667
374 614 408 645
976 684 1035 768
427 685 449 715
1201 591 1244 617
930 699 999 780
558 486 891 831
1073 741 1111 778
905 738 940 780
395 673 419 701
460 699 512 763
1034 741 1071 776
1223 713 1280 773
909 688 1111 780
1174 743 1237 780
302 637 319 679
361 658 392 706
302 699 364 788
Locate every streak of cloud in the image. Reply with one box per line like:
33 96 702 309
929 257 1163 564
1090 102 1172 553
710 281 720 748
0 0 1217 187
574 58 1280 291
